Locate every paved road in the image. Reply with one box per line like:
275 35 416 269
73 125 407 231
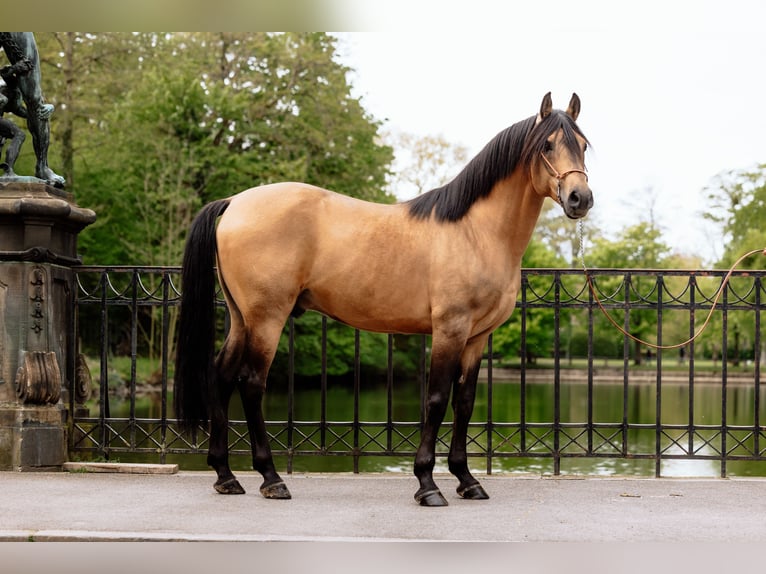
1 470 765 542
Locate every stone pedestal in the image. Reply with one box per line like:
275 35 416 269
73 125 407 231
0 181 96 471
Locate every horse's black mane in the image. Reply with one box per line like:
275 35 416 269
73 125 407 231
406 110 588 222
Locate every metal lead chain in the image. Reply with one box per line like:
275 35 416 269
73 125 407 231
577 218 587 271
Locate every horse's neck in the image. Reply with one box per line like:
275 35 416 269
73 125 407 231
468 173 545 259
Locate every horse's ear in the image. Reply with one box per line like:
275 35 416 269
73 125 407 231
566 93 581 121
538 92 553 122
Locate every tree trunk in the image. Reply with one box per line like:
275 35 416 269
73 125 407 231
633 339 643 366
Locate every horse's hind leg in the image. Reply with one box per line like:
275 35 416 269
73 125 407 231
237 369 291 500
236 318 291 499
207 344 245 494
448 335 490 500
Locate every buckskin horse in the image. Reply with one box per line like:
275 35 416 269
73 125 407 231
174 92 593 506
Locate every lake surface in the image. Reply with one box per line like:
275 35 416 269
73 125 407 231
102 376 766 478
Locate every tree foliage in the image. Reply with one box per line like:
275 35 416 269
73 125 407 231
586 220 672 364
27 32 394 375
703 164 766 268
701 165 766 364
491 236 566 364
16 33 765 375
386 130 469 198
32 32 394 264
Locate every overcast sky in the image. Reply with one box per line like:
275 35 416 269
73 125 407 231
332 1 766 263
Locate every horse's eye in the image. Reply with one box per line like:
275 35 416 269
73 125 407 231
543 140 554 153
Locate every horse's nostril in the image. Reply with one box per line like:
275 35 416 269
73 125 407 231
568 190 581 207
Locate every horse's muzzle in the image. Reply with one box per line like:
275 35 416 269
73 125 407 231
561 186 593 219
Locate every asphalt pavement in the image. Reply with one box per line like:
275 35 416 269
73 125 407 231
1 469 765 542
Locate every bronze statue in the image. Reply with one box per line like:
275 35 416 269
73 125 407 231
0 57 32 177
0 32 65 188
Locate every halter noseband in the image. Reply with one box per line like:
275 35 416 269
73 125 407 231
539 151 588 183
539 152 588 206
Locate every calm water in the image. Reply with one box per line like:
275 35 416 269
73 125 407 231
103 376 766 477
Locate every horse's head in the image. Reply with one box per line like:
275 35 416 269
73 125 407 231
525 92 593 219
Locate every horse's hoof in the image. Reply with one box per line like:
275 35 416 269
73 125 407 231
260 480 291 500
214 477 246 495
457 483 489 500
415 488 449 507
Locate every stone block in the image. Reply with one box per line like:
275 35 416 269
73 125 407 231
0 405 67 471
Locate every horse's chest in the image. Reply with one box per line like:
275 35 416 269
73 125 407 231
485 285 519 327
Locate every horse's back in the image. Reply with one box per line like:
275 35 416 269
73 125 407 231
217 182 398 259
215 182 434 333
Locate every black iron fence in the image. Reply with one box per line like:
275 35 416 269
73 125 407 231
69 266 765 477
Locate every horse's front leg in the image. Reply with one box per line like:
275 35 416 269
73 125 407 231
413 335 464 507
448 335 490 500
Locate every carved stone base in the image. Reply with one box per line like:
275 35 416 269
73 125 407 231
0 404 67 471
15 351 61 405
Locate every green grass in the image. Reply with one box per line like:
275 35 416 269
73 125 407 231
495 356 759 373
82 353 760 397
82 355 171 391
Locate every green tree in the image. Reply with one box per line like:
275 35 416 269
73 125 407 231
491 238 567 365
31 32 155 187
703 164 766 268
386 130 469 198
701 165 766 365
68 32 393 265
533 200 603 266
34 33 395 376
272 313 400 381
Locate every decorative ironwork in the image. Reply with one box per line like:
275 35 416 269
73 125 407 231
69 266 766 477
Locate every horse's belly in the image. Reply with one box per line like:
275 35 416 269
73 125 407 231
297 282 433 335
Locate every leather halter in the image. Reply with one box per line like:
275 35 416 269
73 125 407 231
539 151 588 183
539 151 588 207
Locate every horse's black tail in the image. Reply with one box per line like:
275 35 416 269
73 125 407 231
174 198 231 434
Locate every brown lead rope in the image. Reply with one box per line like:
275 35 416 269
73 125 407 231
577 219 766 350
